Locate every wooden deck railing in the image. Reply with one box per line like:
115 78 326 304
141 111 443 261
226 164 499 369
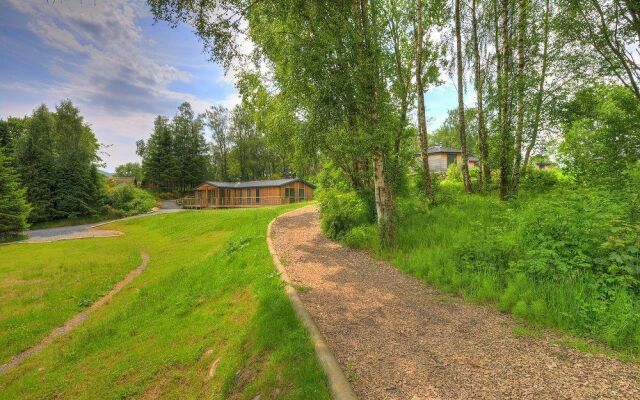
180 195 307 209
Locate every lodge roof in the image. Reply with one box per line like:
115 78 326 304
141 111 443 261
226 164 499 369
198 178 316 190
428 146 462 154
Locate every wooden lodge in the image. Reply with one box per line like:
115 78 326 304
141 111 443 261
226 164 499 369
418 146 479 173
183 178 315 209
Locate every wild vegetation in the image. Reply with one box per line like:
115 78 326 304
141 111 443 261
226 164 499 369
0 206 329 399
316 80 640 354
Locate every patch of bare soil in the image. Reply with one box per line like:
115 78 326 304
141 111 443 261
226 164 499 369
0 253 149 374
270 206 640 400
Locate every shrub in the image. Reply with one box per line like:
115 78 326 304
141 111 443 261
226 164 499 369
444 162 463 183
625 162 640 221
520 167 562 192
319 189 370 240
107 185 156 217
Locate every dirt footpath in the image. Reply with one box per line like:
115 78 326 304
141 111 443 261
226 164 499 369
270 206 640 400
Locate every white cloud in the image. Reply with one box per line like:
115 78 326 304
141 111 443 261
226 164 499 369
4 0 236 171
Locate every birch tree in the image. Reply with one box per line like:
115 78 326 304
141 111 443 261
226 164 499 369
454 0 472 192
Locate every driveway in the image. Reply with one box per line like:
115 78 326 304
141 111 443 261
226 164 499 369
26 200 185 241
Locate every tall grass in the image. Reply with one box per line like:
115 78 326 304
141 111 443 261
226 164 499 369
336 183 640 355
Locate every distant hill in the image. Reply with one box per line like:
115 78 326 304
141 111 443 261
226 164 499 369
98 169 114 177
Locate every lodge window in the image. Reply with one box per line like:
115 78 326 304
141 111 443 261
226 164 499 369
285 187 296 203
255 188 260 204
447 153 457 166
246 189 252 205
299 188 305 200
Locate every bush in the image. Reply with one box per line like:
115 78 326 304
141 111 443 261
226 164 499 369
319 189 370 240
107 185 157 217
520 167 562 192
443 162 463 182
625 162 640 221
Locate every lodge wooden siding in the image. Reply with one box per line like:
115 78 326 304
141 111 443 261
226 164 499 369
193 180 314 208
427 153 478 173
428 153 448 172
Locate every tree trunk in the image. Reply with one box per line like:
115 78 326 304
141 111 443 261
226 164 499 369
471 0 490 190
512 0 527 195
455 0 472 193
415 0 434 199
373 150 396 246
498 0 512 200
523 0 550 171
356 0 396 246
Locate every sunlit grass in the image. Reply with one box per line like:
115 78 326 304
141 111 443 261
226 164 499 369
0 206 329 399
340 184 640 357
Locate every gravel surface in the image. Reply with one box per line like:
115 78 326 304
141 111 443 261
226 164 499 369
26 200 184 241
271 206 640 400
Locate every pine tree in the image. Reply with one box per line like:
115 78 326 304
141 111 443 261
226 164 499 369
142 116 177 192
0 147 31 239
53 100 101 218
14 105 57 222
171 102 209 191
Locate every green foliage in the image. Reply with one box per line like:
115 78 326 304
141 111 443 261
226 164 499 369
430 107 479 152
519 167 566 193
8 101 104 222
142 115 178 192
140 102 209 193
114 162 143 184
172 102 209 191
0 148 31 239
13 105 57 222
329 182 640 354
52 100 103 219
625 162 640 222
106 185 156 217
559 85 640 183
319 189 371 240
443 162 463 182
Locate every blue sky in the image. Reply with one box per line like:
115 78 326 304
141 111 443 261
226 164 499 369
0 0 458 172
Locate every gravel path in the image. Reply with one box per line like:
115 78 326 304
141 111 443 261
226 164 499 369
271 206 640 400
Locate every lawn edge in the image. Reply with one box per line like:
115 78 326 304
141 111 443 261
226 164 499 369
267 206 358 400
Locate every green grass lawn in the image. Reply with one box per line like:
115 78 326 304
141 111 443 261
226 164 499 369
0 241 141 364
0 205 329 399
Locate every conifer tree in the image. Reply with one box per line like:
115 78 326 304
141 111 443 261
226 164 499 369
0 147 30 239
14 105 57 222
171 102 209 191
142 116 177 192
53 100 101 218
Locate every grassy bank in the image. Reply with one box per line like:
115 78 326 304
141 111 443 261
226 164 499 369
325 182 640 357
0 241 140 364
0 206 329 399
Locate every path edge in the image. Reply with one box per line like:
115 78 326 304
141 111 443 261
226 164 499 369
267 206 358 400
